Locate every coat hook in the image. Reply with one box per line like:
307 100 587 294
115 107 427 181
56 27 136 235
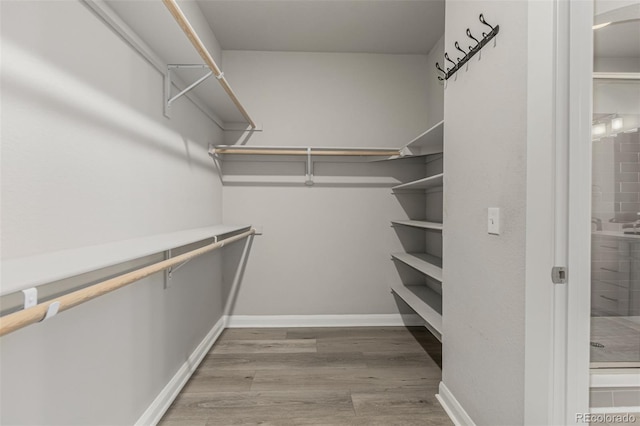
466 28 480 49
479 13 495 32
445 53 456 68
435 62 446 76
454 41 467 59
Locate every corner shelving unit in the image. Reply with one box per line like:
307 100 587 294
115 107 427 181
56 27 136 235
392 173 443 191
389 120 444 341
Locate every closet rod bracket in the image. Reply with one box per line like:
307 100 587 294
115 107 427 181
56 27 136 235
164 236 219 286
164 64 213 118
305 148 314 186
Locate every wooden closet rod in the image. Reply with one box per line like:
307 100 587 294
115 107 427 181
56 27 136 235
0 229 255 337
214 148 402 156
162 0 257 129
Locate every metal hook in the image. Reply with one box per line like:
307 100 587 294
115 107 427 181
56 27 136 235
479 13 495 31
454 42 467 60
445 53 456 68
435 62 446 76
466 28 480 48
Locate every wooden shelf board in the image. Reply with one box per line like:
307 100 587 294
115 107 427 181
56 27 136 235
1 224 251 296
390 283 442 340
391 220 443 231
391 252 443 282
392 173 443 191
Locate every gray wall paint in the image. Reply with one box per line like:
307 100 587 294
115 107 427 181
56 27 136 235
222 51 430 146
1 1 226 424
220 51 431 316
441 2 528 425
426 35 445 130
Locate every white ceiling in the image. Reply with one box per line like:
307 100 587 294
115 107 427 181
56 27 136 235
593 1 640 59
196 0 445 54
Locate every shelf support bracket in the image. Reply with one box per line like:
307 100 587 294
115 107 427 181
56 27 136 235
209 144 224 183
164 64 212 118
305 148 314 186
164 237 219 287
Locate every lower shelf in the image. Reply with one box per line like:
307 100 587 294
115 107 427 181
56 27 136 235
390 283 442 341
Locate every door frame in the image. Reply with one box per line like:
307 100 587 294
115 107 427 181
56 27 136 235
524 1 592 424
564 0 594 423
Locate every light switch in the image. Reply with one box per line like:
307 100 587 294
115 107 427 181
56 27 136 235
488 207 500 235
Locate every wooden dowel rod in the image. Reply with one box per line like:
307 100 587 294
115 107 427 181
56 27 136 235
161 0 257 129
215 148 401 156
0 229 255 337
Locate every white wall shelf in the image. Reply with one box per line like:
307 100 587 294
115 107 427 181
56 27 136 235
210 145 405 186
392 173 444 191
391 252 443 282
403 120 444 156
211 145 401 159
389 120 444 342
1 224 251 297
391 220 443 231
390 283 442 341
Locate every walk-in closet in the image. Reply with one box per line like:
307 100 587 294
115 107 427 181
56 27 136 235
1 0 639 425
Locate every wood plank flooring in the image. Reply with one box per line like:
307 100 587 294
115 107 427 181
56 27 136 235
159 326 452 426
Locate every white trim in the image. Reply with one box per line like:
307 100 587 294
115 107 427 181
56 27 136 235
590 406 640 414
226 314 423 328
591 370 640 388
524 1 560 424
134 316 226 426
436 381 476 426
565 1 595 424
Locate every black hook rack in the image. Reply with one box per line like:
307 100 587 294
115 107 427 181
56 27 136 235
435 13 500 81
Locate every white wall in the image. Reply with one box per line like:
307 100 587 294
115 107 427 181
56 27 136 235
441 2 528 425
220 51 431 316
426 35 445 129
1 1 226 424
223 51 431 146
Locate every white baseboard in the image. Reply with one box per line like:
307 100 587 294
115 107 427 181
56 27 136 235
135 316 227 426
436 381 476 426
226 313 423 328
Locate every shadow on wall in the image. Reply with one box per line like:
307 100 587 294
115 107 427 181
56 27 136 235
3 41 214 172
222 235 255 317
225 130 256 146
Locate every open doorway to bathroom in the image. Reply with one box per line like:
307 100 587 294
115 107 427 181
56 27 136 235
590 3 640 370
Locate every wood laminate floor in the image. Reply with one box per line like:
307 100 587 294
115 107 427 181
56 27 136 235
159 326 452 426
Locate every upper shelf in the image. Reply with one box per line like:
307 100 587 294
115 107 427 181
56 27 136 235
401 120 444 157
1 224 251 297
391 220 443 231
88 0 256 128
212 145 401 159
392 173 443 191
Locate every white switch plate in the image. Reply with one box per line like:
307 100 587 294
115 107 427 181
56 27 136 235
488 207 500 235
